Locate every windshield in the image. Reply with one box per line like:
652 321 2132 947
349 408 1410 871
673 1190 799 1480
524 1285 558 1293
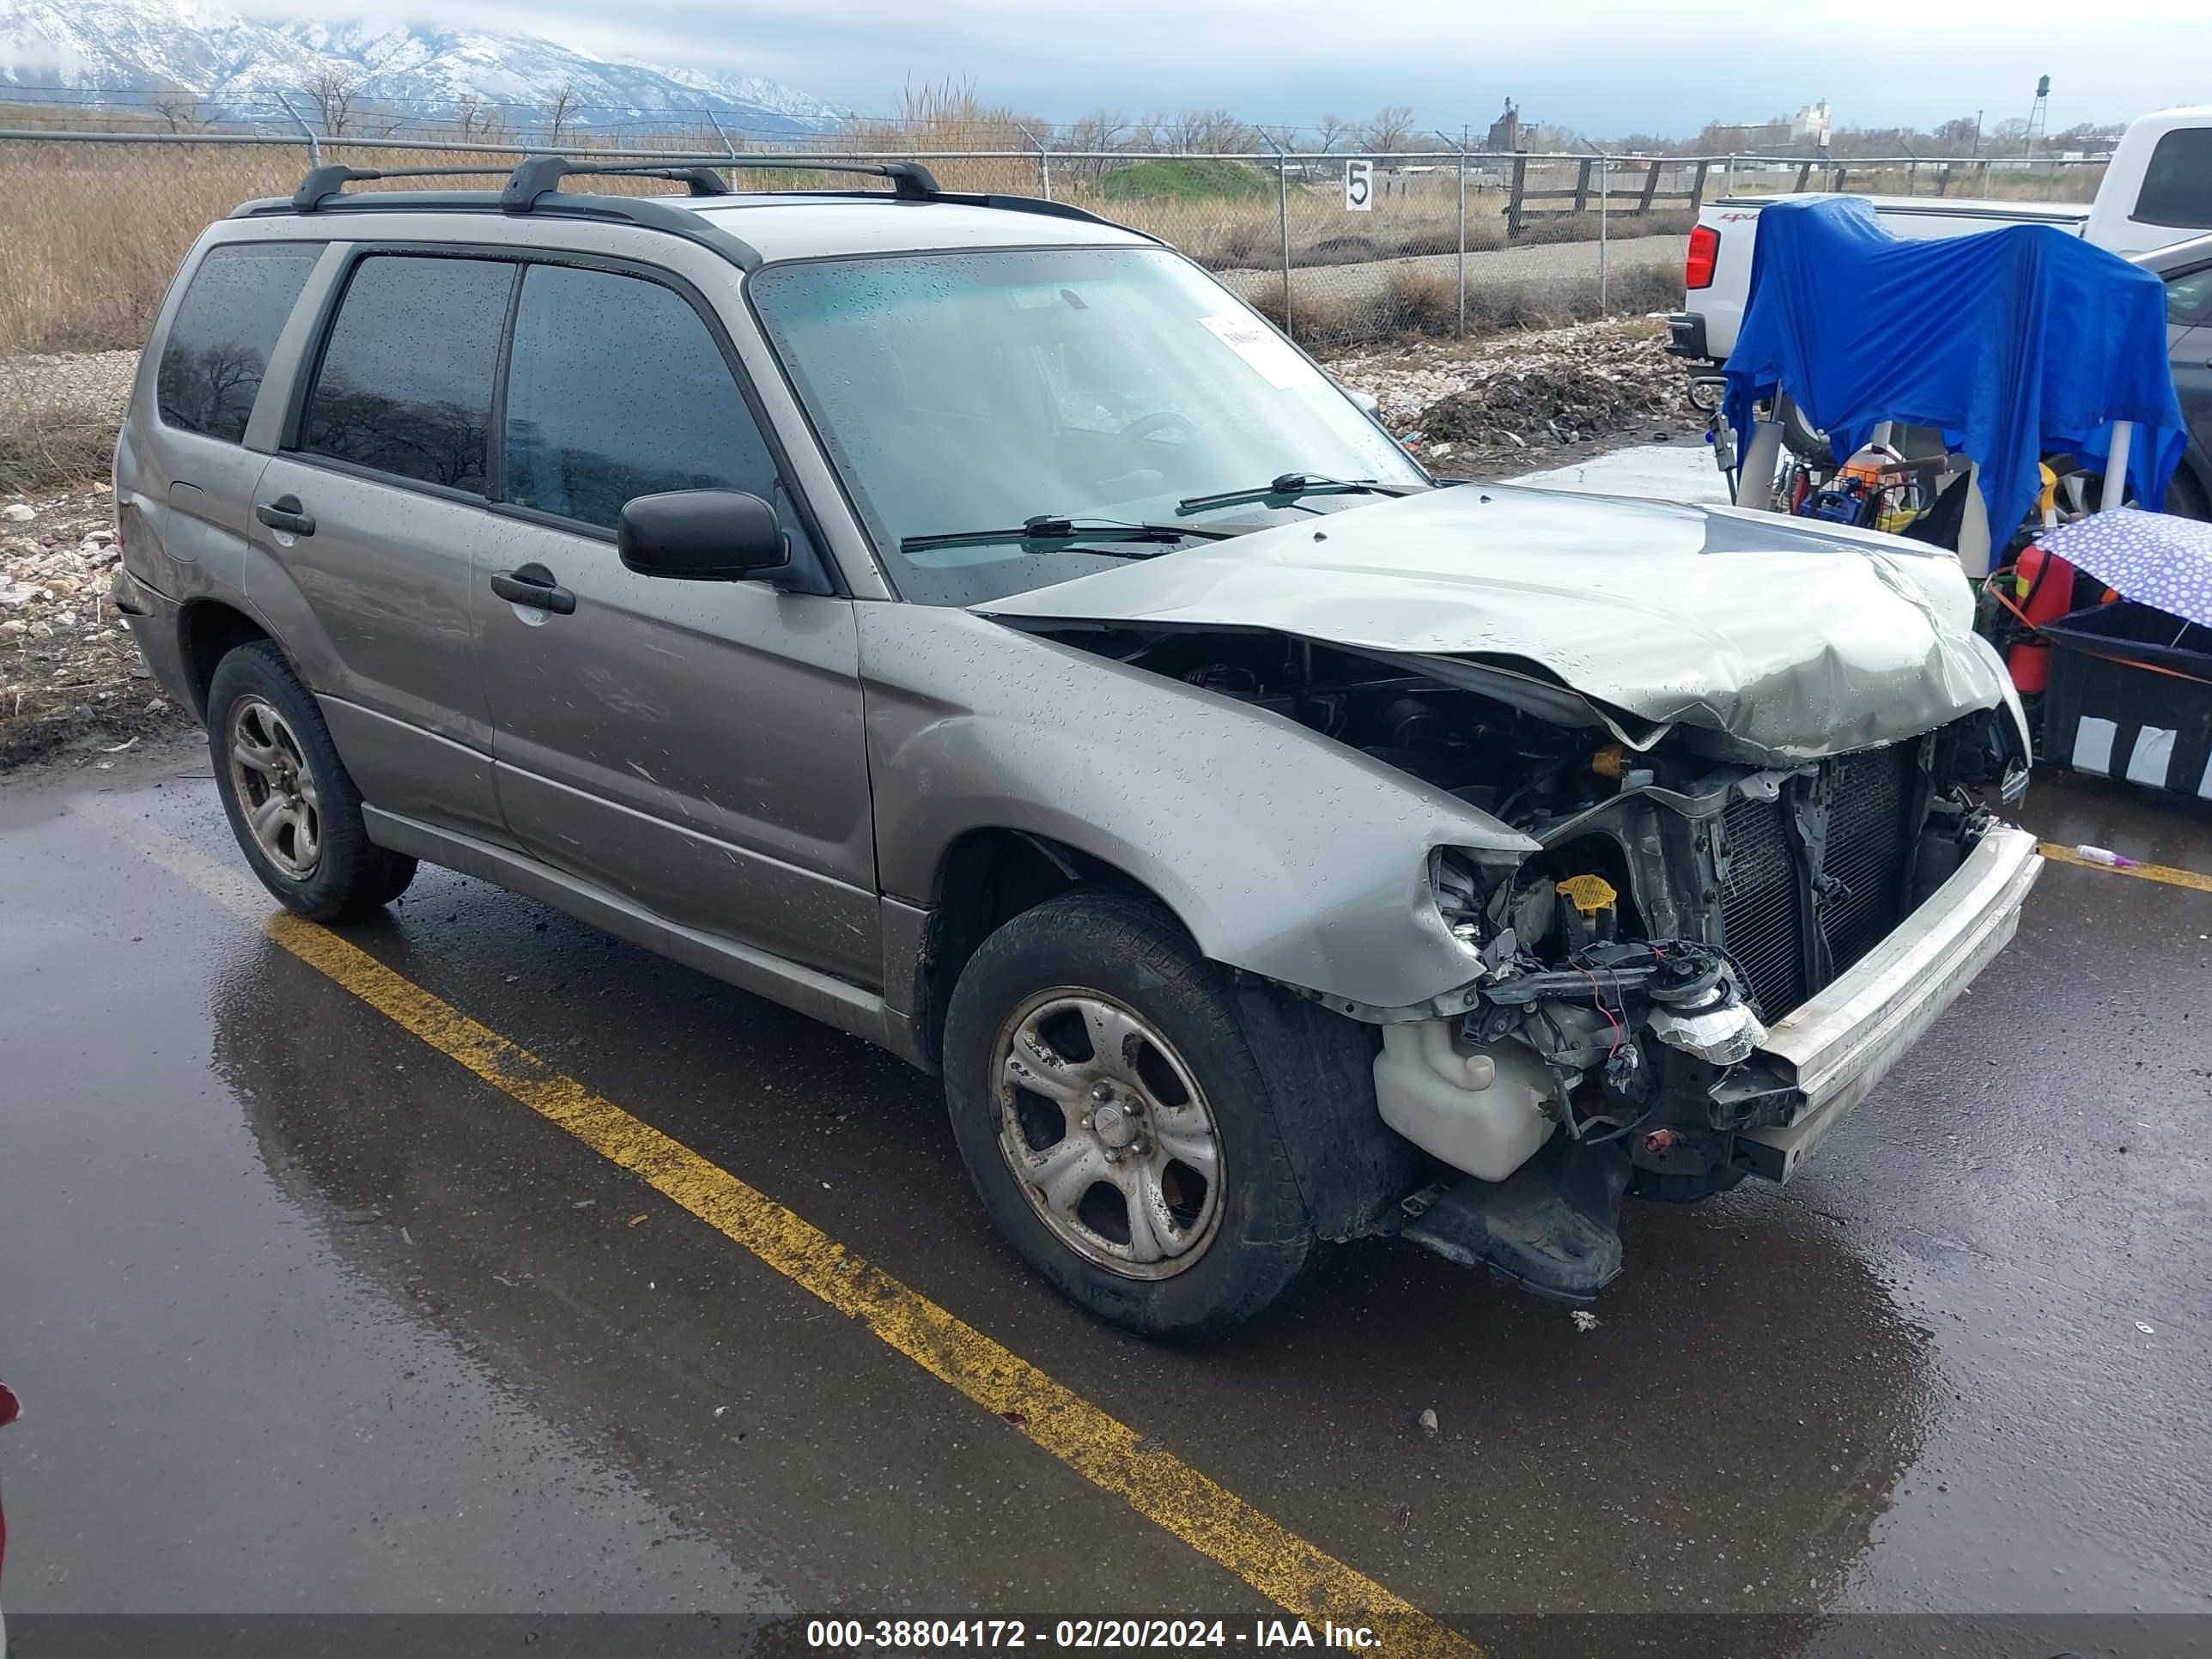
749 246 1427 605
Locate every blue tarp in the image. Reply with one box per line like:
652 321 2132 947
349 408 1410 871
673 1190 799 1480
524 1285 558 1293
1723 196 2186 540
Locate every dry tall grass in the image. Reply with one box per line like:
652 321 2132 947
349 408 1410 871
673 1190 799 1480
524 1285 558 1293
1 143 306 354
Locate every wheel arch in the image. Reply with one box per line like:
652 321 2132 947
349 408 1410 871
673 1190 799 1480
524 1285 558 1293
177 599 274 722
908 824 1189 1074
916 829 1422 1244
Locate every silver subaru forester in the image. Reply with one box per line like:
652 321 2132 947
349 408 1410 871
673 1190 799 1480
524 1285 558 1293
114 155 2041 1340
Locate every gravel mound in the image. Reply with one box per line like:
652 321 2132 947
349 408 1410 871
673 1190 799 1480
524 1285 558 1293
0 350 140 496
1 483 190 767
1328 319 1697 469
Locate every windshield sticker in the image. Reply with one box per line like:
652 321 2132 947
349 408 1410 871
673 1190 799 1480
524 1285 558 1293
1198 313 1320 391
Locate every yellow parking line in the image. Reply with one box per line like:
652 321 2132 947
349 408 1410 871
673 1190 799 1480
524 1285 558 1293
2038 842 2212 895
102 810 1480 1658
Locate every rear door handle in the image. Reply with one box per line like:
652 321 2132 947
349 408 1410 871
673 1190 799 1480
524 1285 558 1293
255 495 315 537
490 563 577 616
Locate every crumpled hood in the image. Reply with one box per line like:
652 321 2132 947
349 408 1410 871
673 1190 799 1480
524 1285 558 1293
976 483 2012 763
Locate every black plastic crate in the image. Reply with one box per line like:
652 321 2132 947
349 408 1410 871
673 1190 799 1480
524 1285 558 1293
2041 601 2212 799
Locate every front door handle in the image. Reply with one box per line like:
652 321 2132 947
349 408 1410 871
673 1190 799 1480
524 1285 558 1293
490 563 577 616
255 495 315 537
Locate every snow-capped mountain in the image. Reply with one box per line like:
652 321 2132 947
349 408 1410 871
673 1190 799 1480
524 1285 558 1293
0 0 842 135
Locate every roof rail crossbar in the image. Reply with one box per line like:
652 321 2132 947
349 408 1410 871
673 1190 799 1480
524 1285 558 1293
688 156 943 201
294 162 514 211
500 156 735 210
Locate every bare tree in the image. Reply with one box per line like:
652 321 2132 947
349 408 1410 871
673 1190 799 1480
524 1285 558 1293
1164 107 1255 155
1060 108 1128 182
306 64 366 138
1932 114 1981 155
1314 112 1352 154
544 82 582 149
452 91 492 143
150 91 216 132
1361 104 1416 155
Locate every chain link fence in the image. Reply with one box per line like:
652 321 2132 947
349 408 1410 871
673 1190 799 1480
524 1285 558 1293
0 125 2111 365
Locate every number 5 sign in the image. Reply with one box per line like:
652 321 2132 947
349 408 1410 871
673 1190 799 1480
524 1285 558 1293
1344 158 1373 212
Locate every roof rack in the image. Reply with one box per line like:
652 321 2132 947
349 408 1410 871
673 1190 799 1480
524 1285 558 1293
240 154 1145 266
286 154 945 215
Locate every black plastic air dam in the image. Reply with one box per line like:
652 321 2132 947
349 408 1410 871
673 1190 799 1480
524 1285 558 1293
1400 1137 1632 1304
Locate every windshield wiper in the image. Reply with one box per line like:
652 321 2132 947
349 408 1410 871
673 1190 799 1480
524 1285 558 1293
1176 473 1420 514
899 514 1237 554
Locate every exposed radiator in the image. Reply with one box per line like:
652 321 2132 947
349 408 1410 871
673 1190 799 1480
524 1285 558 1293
1717 793 1807 1017
1717 745 1917 1018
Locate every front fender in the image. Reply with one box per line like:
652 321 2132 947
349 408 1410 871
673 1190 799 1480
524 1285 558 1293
860 605 1535 1012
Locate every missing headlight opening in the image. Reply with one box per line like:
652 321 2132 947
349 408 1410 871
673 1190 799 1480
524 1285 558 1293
1032 621 2033 1304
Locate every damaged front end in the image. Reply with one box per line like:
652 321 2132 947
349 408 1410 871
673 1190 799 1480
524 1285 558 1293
1382 711 2036 1301
994 614 2036 1304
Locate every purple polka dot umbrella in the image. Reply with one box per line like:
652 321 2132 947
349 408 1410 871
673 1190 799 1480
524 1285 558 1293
2035 507 2212 632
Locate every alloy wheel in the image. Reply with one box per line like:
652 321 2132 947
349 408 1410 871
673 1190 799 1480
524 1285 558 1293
227 695 323 879
990 988 1225 1279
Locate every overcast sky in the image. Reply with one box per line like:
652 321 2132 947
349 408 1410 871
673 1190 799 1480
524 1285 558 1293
303 0 2204 136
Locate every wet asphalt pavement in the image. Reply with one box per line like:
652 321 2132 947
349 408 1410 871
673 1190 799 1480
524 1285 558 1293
1 738 2208 1656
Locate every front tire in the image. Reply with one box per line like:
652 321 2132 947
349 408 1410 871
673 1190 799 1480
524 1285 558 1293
206 641 416 921
942 890 1317 1342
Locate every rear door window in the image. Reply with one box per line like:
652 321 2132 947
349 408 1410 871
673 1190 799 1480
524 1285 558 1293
499 263 776 530
155 242 323 442
300 255 514 495
2166 262 2212 328
2134 129 2212 232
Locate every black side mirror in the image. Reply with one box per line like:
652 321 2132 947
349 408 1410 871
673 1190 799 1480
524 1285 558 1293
617 489 789 582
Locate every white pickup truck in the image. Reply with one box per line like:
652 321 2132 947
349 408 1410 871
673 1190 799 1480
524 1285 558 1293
1666 105 2212 366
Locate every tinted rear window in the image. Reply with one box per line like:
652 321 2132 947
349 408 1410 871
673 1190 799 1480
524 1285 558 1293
501 264 775 529
301 255 514 494
2135 129 2212 231
156 242 323 442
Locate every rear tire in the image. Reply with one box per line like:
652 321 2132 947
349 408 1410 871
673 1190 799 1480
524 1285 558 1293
942 890 1317 1342
206 641 416 921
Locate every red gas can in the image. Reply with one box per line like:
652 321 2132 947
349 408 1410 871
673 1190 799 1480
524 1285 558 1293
2006 543 2077 693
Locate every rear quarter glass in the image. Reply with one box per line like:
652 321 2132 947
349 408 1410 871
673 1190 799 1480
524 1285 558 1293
155 243 325 442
